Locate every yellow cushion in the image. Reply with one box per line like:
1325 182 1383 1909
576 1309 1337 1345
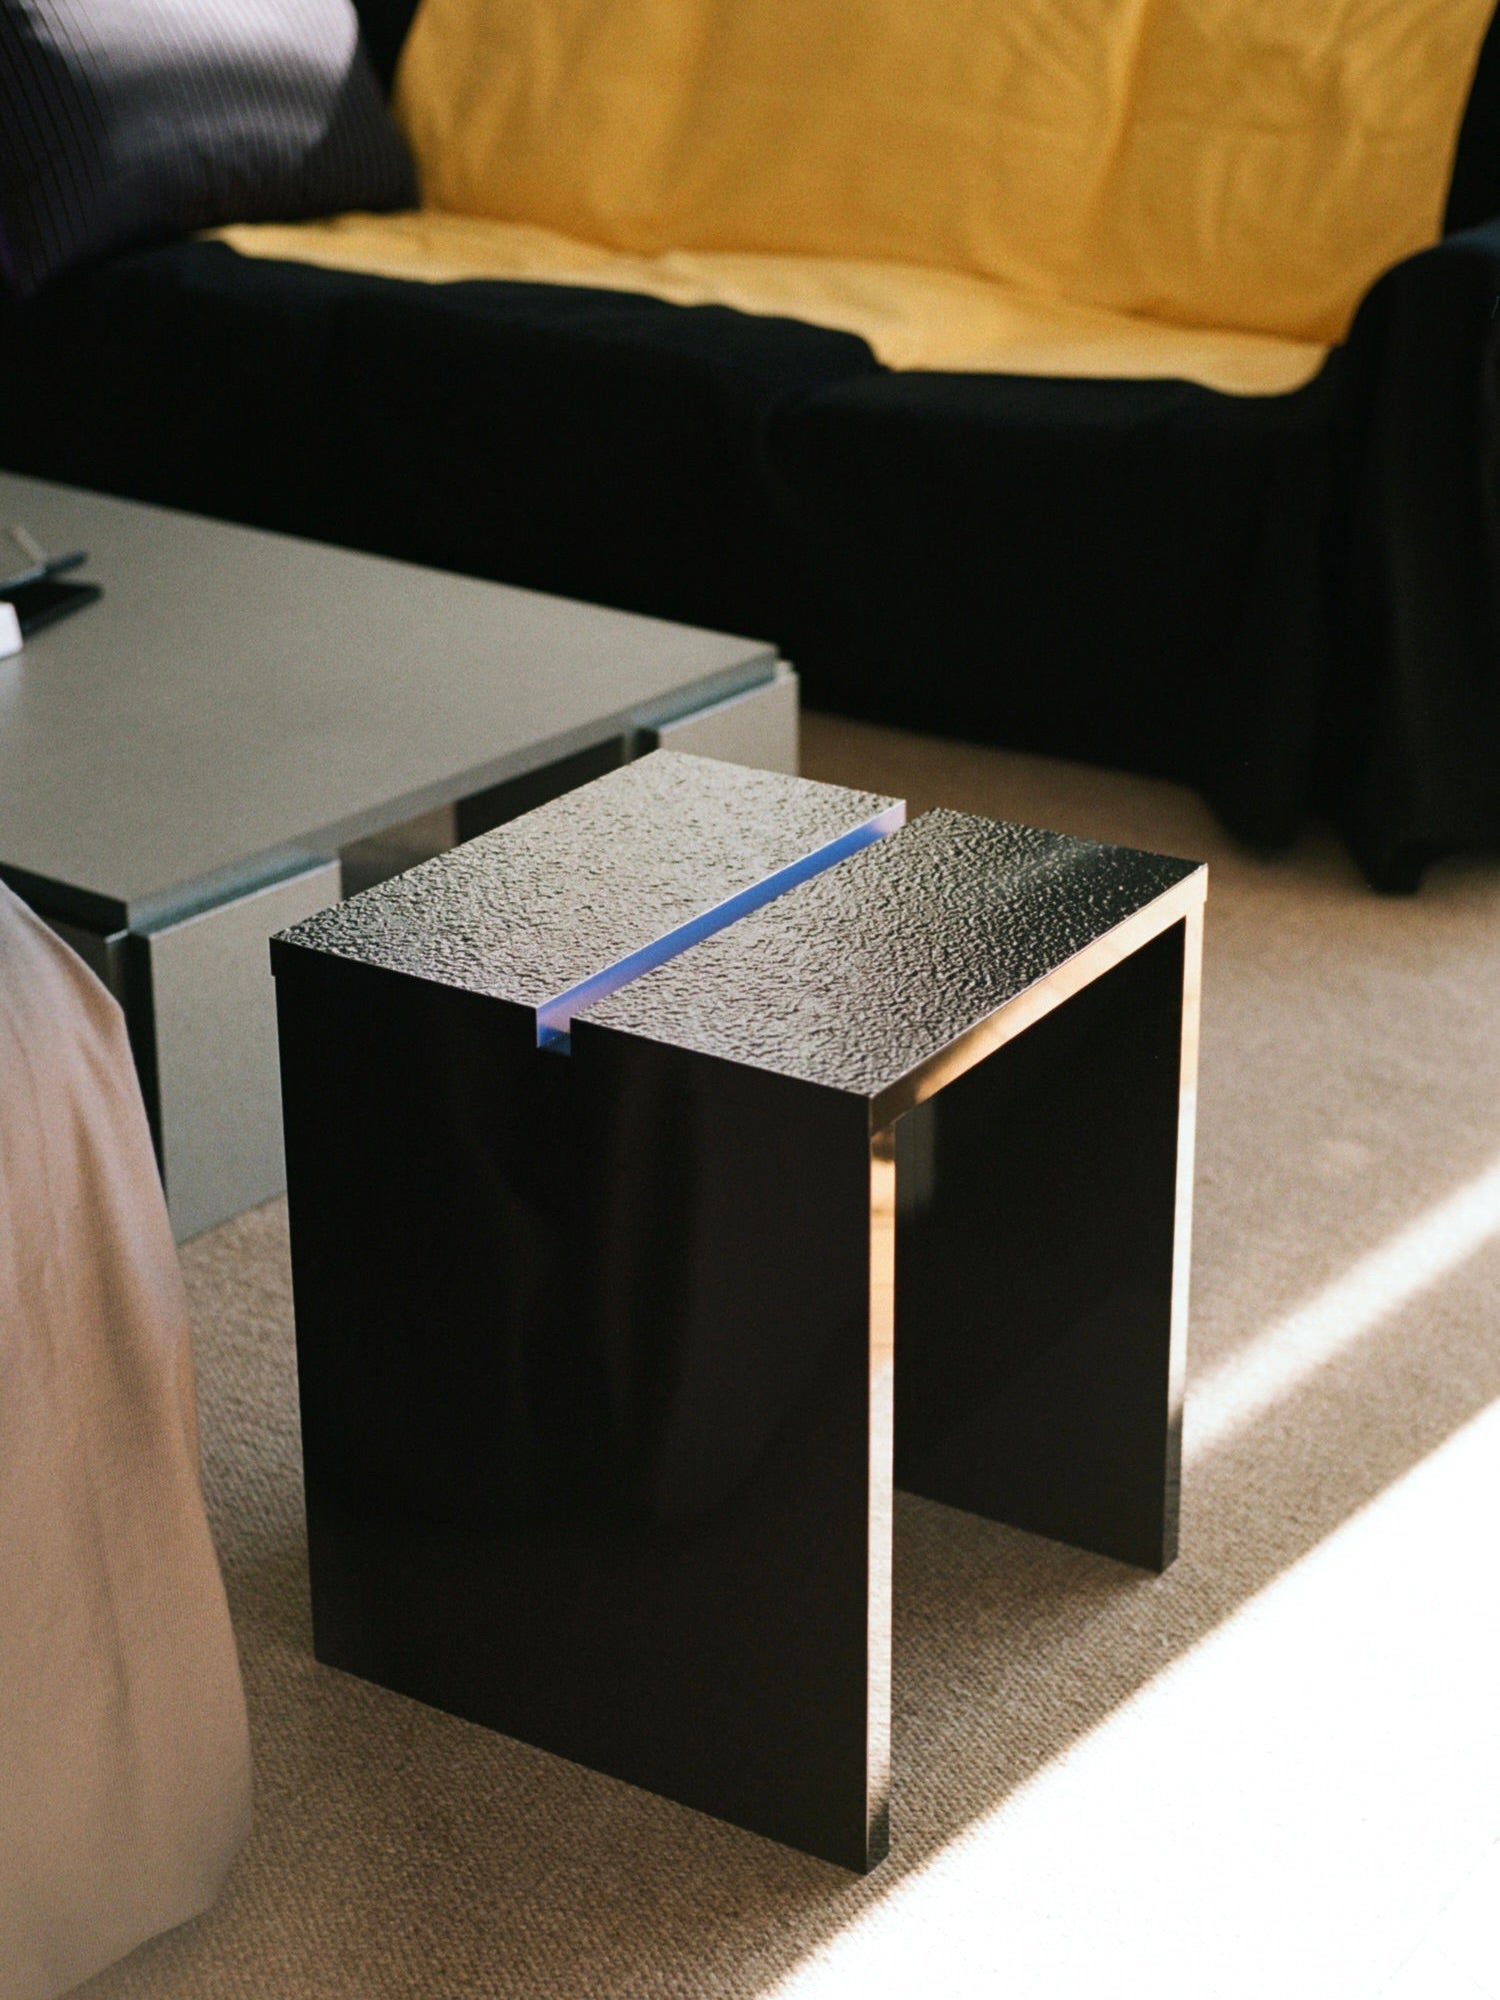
394 0 1492 348
216 211 1329 396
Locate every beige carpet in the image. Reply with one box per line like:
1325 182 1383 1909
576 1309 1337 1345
79 717 1500 1999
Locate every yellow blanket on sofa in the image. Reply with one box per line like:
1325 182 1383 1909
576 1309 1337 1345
219 0 1493 396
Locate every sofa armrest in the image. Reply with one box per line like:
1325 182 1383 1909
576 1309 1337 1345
1328 217 1500 886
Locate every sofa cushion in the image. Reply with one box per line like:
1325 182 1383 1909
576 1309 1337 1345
0 0 415 299
0 242 391 537
215 210 1332 397
394 0 1493 346
761 363 1345 851
0 240 879 641
324 267 881 640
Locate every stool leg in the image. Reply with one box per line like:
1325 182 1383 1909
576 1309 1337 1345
569 1031 891 1867
893 914 1200 1571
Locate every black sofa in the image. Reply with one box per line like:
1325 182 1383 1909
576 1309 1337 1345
4 0 1500 889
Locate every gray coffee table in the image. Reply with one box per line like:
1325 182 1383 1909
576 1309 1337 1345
0 471 796 1238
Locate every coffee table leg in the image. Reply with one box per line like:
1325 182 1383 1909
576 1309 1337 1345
892 914 1201 1571
39 857 339 1241
143 860 341 1241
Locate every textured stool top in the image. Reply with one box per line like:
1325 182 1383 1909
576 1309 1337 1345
578 809 1205 1100
274 752 901 1038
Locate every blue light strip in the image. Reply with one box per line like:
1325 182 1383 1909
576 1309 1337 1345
536 802 906 1051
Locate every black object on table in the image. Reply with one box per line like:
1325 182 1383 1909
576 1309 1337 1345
1 527 101 634
5 574 103 634
271 751 1206 1871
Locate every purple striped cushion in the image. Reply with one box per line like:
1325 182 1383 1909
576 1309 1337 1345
0 0 416 299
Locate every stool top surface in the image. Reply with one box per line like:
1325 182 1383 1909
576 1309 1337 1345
577 809 1205 1103
273 751 900 1015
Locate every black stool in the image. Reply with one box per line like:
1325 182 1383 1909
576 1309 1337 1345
272 751 1205 1870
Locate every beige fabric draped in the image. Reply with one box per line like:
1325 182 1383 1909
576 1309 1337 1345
0 885 250 2000
396 0 1493 346
215 211 1333 396
223 0 1491 395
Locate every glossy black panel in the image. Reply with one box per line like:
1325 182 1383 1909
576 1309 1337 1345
577 1028 880 1864
275 940 881 1866
581 808 1199 1095
278 750 898 1010
893 922 1188 1569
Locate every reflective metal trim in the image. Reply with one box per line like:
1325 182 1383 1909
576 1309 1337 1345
866 1121 897 1864
1162 896 1205 1543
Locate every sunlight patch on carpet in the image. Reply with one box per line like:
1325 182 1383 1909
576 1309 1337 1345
770 1400 1500 2000
1186 1150 1500 1463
